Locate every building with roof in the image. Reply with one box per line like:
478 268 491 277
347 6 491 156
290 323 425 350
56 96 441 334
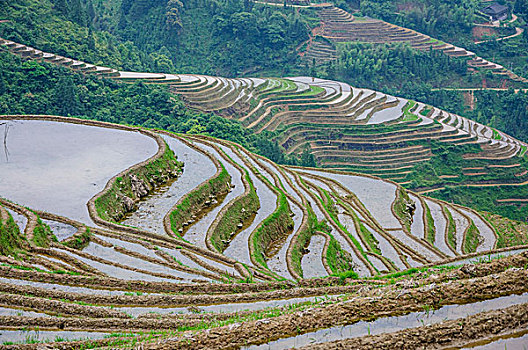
482 3 510 21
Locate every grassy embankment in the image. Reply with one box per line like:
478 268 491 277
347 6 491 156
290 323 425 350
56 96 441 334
248 166 294 269
169 158 231 238
209 149 259 253
463 221 481 254
319 189 372 274
95 142 182 222
444 206 457 251
0 212 25 256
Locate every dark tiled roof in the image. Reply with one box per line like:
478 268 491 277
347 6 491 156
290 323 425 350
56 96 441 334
482 3 509 15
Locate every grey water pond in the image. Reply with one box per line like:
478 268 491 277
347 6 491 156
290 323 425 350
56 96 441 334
301 235 328 278
41 219 77 241
0 120 158 225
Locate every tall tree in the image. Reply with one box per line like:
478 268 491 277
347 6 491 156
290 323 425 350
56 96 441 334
300 146 316 167
52 0 68 15
70 0 87 26
54 74 80 116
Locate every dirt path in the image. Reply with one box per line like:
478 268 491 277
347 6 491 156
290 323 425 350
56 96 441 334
475 26 525 44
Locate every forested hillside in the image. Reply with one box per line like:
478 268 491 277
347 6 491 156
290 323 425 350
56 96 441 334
112 0 309 75
0 0 165 71
1 0 309 76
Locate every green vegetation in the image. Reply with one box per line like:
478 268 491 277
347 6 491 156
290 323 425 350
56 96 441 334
319 42 471 91
1 0 310 76
289 206 318 278
420 106 432 116
318 189 372 273
97 0 309 76
0 0 163 71
406 141 520 189
444 206 457 251
359 0 482 44
393 187 413 233
326 234 357 275
335 270 359 281
402 101 419 121
430 185 528 222
32 218 57 248
463 90 528 144
209 169 259 253
483 211 528 248
492 128 501 141
463 221 481 254
358 221 381 256
340 200 381 255
95 142 182 222
169 155 231 237
472 24 528 81
423 201 436 244
62 227 92 250
250 190 294 269
370 265 456 281
0 211 26 256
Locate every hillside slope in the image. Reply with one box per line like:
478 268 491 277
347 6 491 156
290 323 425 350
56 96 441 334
1 37 527 222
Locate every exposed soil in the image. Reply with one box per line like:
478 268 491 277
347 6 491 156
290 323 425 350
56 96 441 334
300 302 528 349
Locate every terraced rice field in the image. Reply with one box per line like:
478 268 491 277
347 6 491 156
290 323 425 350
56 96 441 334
293 3 528 83
1 35 528 347
1 114 527 348
1 37 527 209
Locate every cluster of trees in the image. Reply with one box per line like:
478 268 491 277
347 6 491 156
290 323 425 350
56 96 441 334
51 0 95 27
464 89 528 143
470 26 528 81
315 42 469 91
0 52 315 166
1 0 310 77
100 0 309 76
356 0 528 80
514 0 528 17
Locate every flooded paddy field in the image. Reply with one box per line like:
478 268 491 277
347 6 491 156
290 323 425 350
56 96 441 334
0 116 524 349
0 119 158 224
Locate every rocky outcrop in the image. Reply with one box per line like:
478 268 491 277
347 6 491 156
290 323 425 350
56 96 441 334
130 174 149 198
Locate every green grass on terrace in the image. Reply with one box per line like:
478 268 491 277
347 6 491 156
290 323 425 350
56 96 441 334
259 79 297 96
492 128 502 141
402 101 419 121
520 145 527 157
293 85 325 97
